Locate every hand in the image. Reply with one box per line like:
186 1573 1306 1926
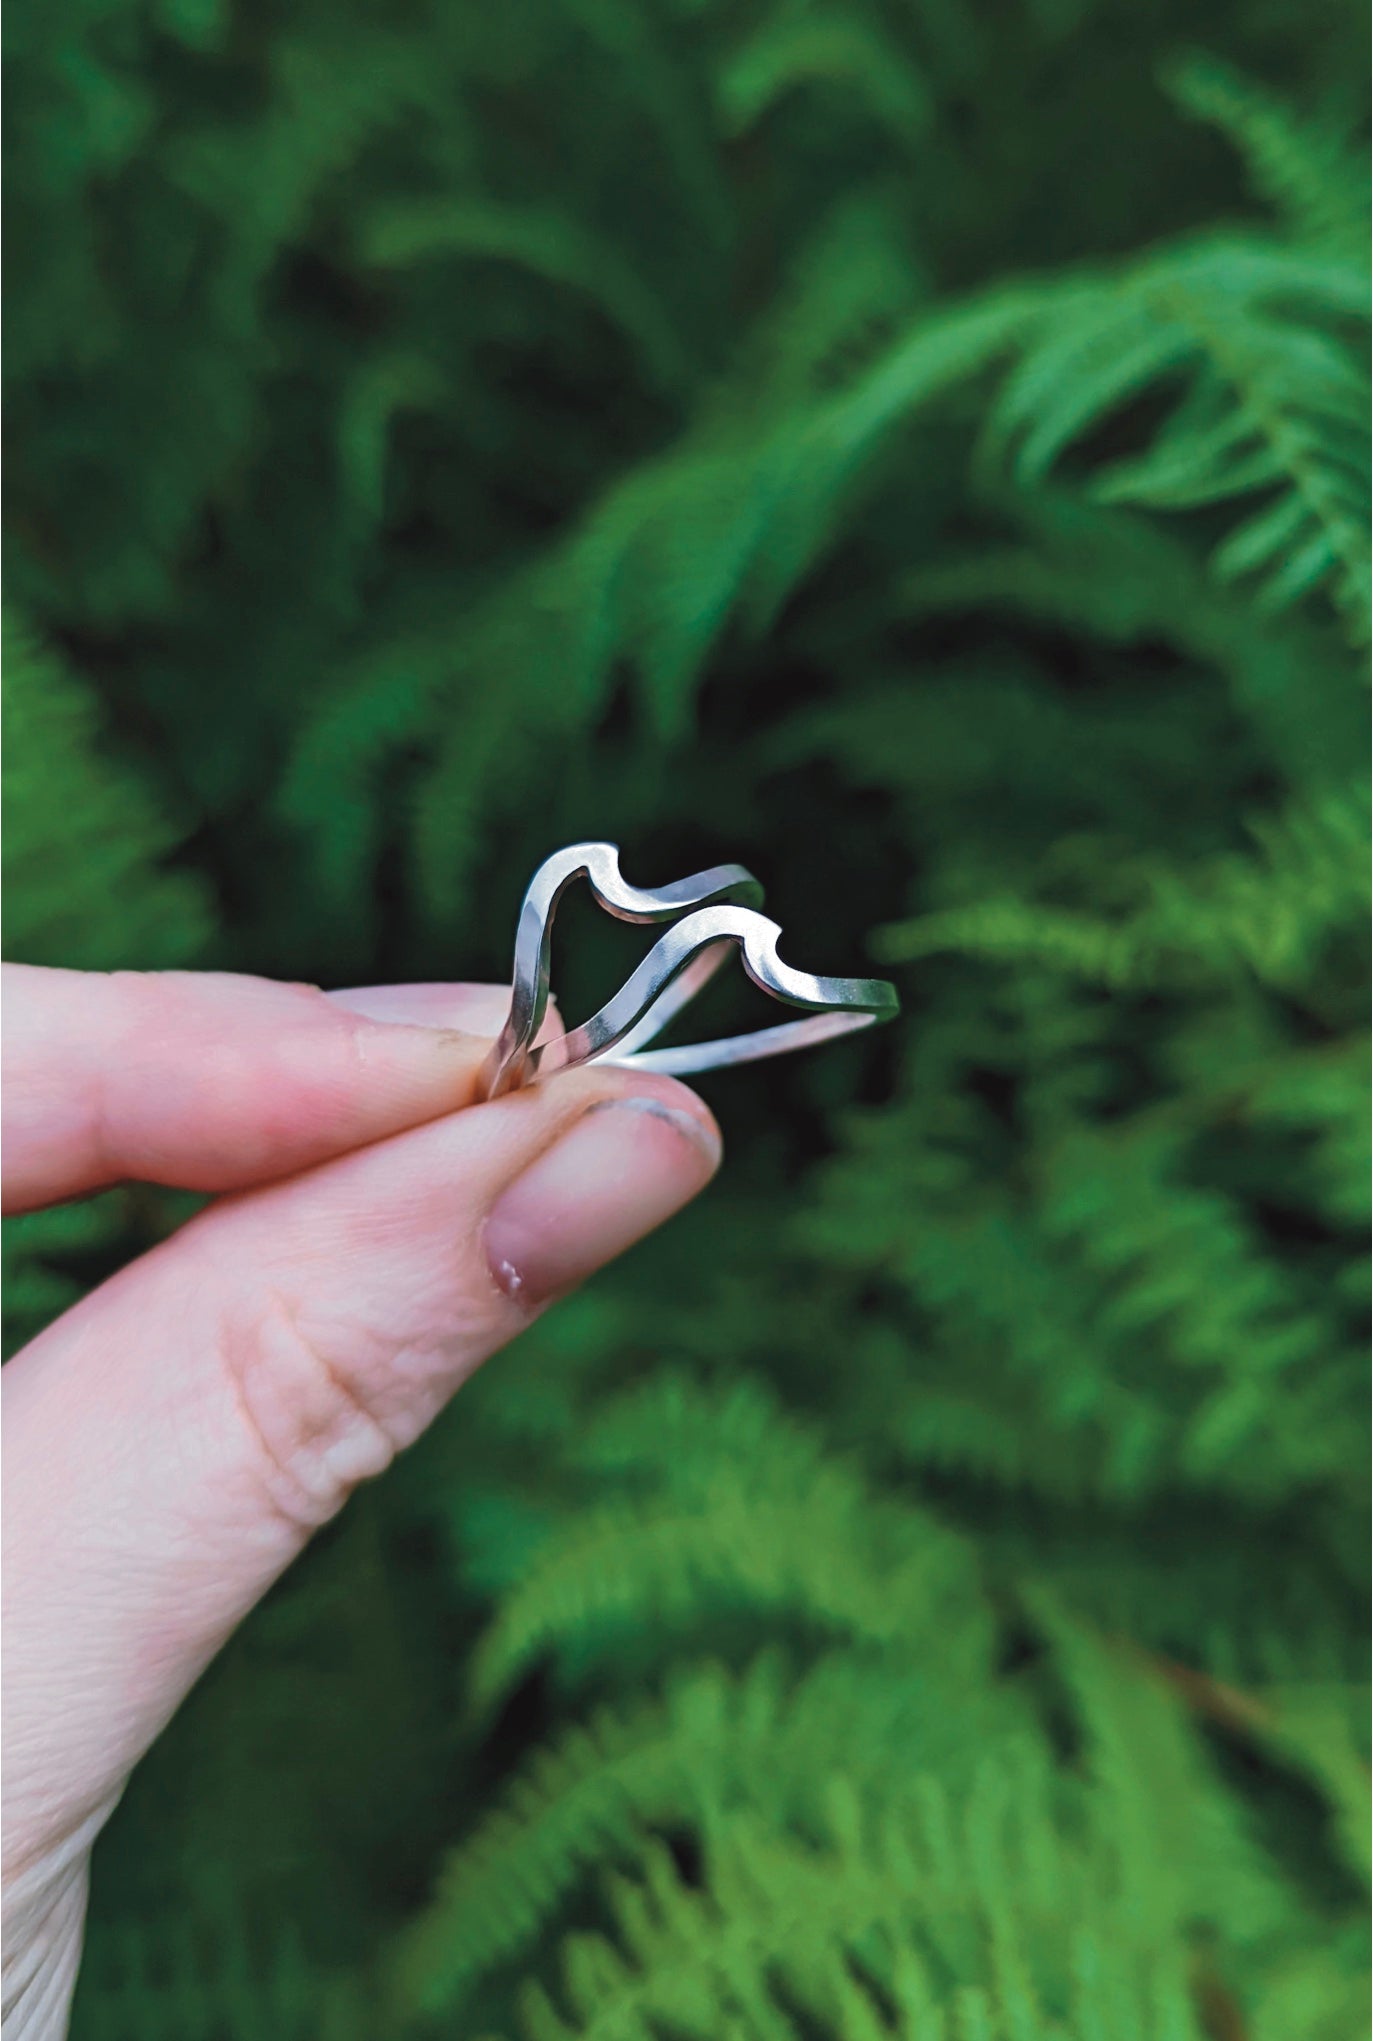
1 964 720 2037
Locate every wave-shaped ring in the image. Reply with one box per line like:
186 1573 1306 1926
479 843 898 1098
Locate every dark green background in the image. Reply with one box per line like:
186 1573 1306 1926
3 0 1369 2034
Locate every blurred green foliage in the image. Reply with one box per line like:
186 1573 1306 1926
3 0 1369 2033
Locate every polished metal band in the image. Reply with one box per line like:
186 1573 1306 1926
479 842 898 1100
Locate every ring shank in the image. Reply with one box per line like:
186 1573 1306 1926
611 1007 882 1076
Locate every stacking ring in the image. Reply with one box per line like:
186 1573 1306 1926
478 842 898 1100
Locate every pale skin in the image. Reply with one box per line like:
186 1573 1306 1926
1 964 722 2036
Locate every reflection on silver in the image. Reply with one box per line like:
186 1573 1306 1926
479 842 899 1100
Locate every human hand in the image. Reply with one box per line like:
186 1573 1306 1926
1 964 721 2037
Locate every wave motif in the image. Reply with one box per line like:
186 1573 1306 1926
481 844 762 1097
481 844 899 1096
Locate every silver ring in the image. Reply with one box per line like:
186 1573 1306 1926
479 843 898 1099
480 843 761 1098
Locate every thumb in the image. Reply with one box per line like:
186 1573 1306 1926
1 1061 718 1910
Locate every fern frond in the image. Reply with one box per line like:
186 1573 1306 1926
807 1050 1359 1515
1242 1032 1372 1229
874 781 1370 993
717 10 931 146
988 239 1370 635
354 200 694 394
880 491 1366 792
497 1614 1345 2041
509 1775 1214 2041
1167 53 1370 259
1034 1606 1305 1949
468 1464 978 1714
739 197 924 418
397 1684 696 2015
401 1649 1035 2013
1248 1678 1372 1892
449 283 1039 742
1048 1134 1358 1493
275 628 445 932
167 26 442 281
2 612 209 968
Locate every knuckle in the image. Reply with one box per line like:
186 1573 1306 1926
217 1288 402 1533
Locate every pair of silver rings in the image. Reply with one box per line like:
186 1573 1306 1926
479 843 899 1100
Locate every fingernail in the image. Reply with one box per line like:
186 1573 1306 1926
485 1098 721 1305
328 984 513 1035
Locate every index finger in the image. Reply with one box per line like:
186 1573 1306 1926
1 965 514 1215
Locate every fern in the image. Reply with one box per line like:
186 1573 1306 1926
1 1194 134 1359
1 616 212 1355
450 1611 1363 2040
987 238 1370 636
1 612 209 970
7 7 1366 2038
873 781 1370 992
716 10 932 146
71 1905 369 2041
805 1025 1363 1503
465 1379 979 1714
400 1648 1036 2013
399 1341 1365 2026
353 200 695 396
500 1765 1281 2041
1241 1031 1372 1230
1167 52 1370 259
